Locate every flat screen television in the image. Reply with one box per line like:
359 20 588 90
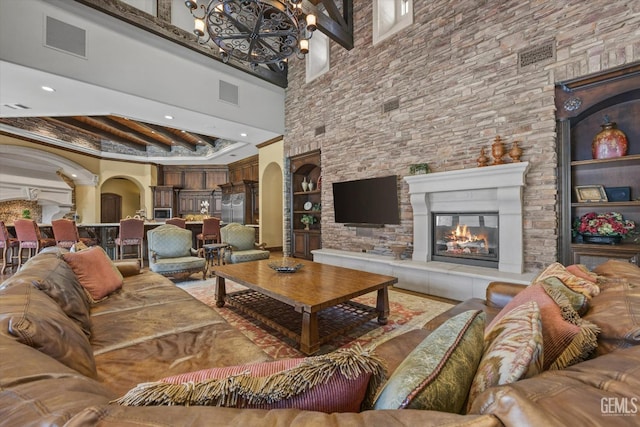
332 175 400 226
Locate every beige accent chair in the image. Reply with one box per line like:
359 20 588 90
147 224 206 279
220 223 270 264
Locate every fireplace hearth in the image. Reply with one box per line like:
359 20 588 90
432 212 499 268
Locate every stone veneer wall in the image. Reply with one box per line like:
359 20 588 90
283 1 640 272
0 201 42 224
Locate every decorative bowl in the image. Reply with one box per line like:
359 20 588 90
268 260 304 273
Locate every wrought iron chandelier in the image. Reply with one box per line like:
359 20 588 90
185 0 317 69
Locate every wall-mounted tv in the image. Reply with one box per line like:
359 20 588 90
332 175 400 226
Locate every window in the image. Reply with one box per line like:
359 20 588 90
373 0 413 45
306 31 330 83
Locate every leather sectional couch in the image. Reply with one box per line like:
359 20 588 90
1 248 639 426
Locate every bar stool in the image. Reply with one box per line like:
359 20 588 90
0 220 19 274
13 219 56 268
51 218 96 248
196 217 221 248
165 217 186 228
114 218 144 265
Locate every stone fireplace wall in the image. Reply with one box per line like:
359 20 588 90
284 1 640 273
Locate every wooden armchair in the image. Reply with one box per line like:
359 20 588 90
147 224 206 279
220 223 269 264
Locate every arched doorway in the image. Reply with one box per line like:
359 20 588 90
100 177 141 222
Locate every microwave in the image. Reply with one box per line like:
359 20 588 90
153 208 172 220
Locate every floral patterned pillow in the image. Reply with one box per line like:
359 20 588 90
467 301 543 411
373 310 486 414
536 262 600 298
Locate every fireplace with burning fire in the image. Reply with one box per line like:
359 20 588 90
432 212 499 268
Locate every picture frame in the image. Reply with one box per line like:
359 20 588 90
574 185 608 203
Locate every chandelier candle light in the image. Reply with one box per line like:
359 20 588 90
185 0 317 69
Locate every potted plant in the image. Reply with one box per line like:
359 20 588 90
301 214 316 230
572 211 636 244
409 163 430 175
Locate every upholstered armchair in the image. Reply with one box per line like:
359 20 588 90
220 223 270 264
147 224 206 279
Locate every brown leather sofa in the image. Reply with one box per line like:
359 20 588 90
1 250 639 426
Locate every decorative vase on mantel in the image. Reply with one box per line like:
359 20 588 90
301 177 309 192
592 115 628 159
508 141 523 162
477 147 489 167
491 136 506 165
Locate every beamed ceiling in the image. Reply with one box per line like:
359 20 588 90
0 114 222 155
0 0 353 163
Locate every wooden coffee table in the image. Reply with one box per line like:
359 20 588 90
214 258 398 355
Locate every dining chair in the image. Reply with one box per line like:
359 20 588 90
0 220 19 274
165 217 186 228
13 219 56 269
196 217 221 248
114 218 145 266
51 218 96 248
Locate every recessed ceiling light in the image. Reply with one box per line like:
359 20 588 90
41 86 55 92
240 133 247 137
164 115 173 120
71 173 77 178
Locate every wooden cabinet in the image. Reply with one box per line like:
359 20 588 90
152 186 176 208
151 186 180 217
178 190 221 217
292 230 321 259
228 155 259 183
290 150 321 259
556 64 640 265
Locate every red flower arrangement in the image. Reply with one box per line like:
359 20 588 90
573 212 636 237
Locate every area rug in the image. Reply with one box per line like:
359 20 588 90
178 278 454 359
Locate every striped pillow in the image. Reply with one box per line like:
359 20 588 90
114 345 385 413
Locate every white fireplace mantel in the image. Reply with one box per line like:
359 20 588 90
404 162 530 273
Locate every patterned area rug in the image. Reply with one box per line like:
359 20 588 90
178 278 454 359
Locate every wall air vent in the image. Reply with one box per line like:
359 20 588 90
382 98 400 113
518 40 555 69
45 16 87 58
3 104 31 110
219 80 239 105
315 125 326 136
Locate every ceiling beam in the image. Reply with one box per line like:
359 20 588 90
106 115 176 148
164 127 218 148
144 123 198 152
305 0 354 50
44 116 152 151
